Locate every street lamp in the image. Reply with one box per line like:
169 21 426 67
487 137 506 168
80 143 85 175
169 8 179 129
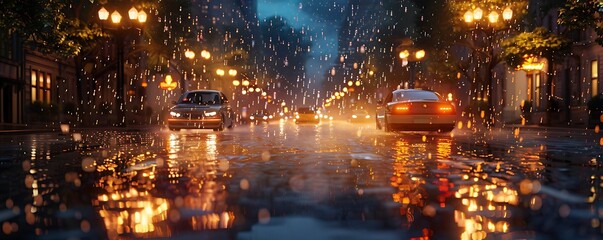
460 5 514 127
98 5 147 126
396 38 425 89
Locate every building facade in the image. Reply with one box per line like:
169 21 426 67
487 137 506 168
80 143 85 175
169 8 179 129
0 30 78 127
499 4 602 127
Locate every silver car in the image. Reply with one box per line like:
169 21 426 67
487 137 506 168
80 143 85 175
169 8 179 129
167 90 235 131
376 89 456 132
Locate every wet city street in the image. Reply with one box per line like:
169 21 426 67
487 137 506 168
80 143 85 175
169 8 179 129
1 121 602 239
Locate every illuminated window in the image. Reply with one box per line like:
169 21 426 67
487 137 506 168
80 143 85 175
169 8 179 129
45 73 51 103
30 70 52 104
592 60 599 97
534 74 541 108
31 70 37 103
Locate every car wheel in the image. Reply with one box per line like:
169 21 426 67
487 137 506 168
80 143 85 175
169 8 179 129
384 116 392 132
214 115 225 131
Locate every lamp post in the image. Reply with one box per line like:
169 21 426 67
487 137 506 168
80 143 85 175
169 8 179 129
460 6 513 127
98 6 147 126
396 38 425 89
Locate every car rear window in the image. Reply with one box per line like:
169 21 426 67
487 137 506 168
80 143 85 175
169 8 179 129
180 92 221 105
393 91 440 102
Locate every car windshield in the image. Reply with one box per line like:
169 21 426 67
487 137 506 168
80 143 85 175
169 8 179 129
298 108 315 114
179 92 220 105
393 91 440 102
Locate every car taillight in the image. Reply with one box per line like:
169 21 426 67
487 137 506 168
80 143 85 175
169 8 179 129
439 104 455 114
390 104 410 114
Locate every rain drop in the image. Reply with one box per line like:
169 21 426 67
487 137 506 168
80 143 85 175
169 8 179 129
2 222 11 234
81 157 96 172
24 175 34 188
6 199 13 208
519 179 532 195
289 175 305 192
258 208 271 224
156 158 165 167
22 160 31 172
80 220 91 233
261 151 271 161
218 159 230 171
422 205 437 217
559 204 571 218
240 179 250 190
530 196 542 210
169 209 181 222
72 133 82 142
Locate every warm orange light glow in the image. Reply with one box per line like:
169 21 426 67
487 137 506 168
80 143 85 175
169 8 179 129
159 74 177 90
415 50 425 59
137 10 147 23
399 50 410 59
184 49 195 59
201 50 211 59
503 7 513 20
520 55 544 71
111 11 122 24
473 7 483 20
439 105 454 114
98 7 109 20
128 7 138 20
464 10 473 23
392 104 410 113
488 11 499 23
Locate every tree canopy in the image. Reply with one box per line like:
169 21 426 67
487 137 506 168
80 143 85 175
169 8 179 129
501 27 570 68
558 0 603 45
0 0 106 56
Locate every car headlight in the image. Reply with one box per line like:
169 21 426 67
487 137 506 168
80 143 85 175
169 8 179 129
314 115 319 119
250 116 255 120
352 115 357 119
204 111 218 117
365 115 370 119
170 111 181 117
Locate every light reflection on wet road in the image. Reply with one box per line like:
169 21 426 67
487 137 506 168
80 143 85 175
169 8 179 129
0 121 602 239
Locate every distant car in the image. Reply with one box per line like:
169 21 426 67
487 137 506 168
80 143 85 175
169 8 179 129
349 109 371 123
167 90 235 131
249 111 273 123
294 107 320 124
376 89 456 132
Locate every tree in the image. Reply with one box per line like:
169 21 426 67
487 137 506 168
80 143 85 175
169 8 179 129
501 27 571 124
445 0 529 127
0 0 105 57
558 0 603 45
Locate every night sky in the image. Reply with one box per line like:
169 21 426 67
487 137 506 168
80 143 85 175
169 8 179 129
257 0 349 88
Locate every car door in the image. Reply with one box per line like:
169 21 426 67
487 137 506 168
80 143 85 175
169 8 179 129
221 93 234 126
376 91 393 126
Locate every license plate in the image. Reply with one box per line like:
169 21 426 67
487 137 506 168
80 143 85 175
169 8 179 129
413 117 430 123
